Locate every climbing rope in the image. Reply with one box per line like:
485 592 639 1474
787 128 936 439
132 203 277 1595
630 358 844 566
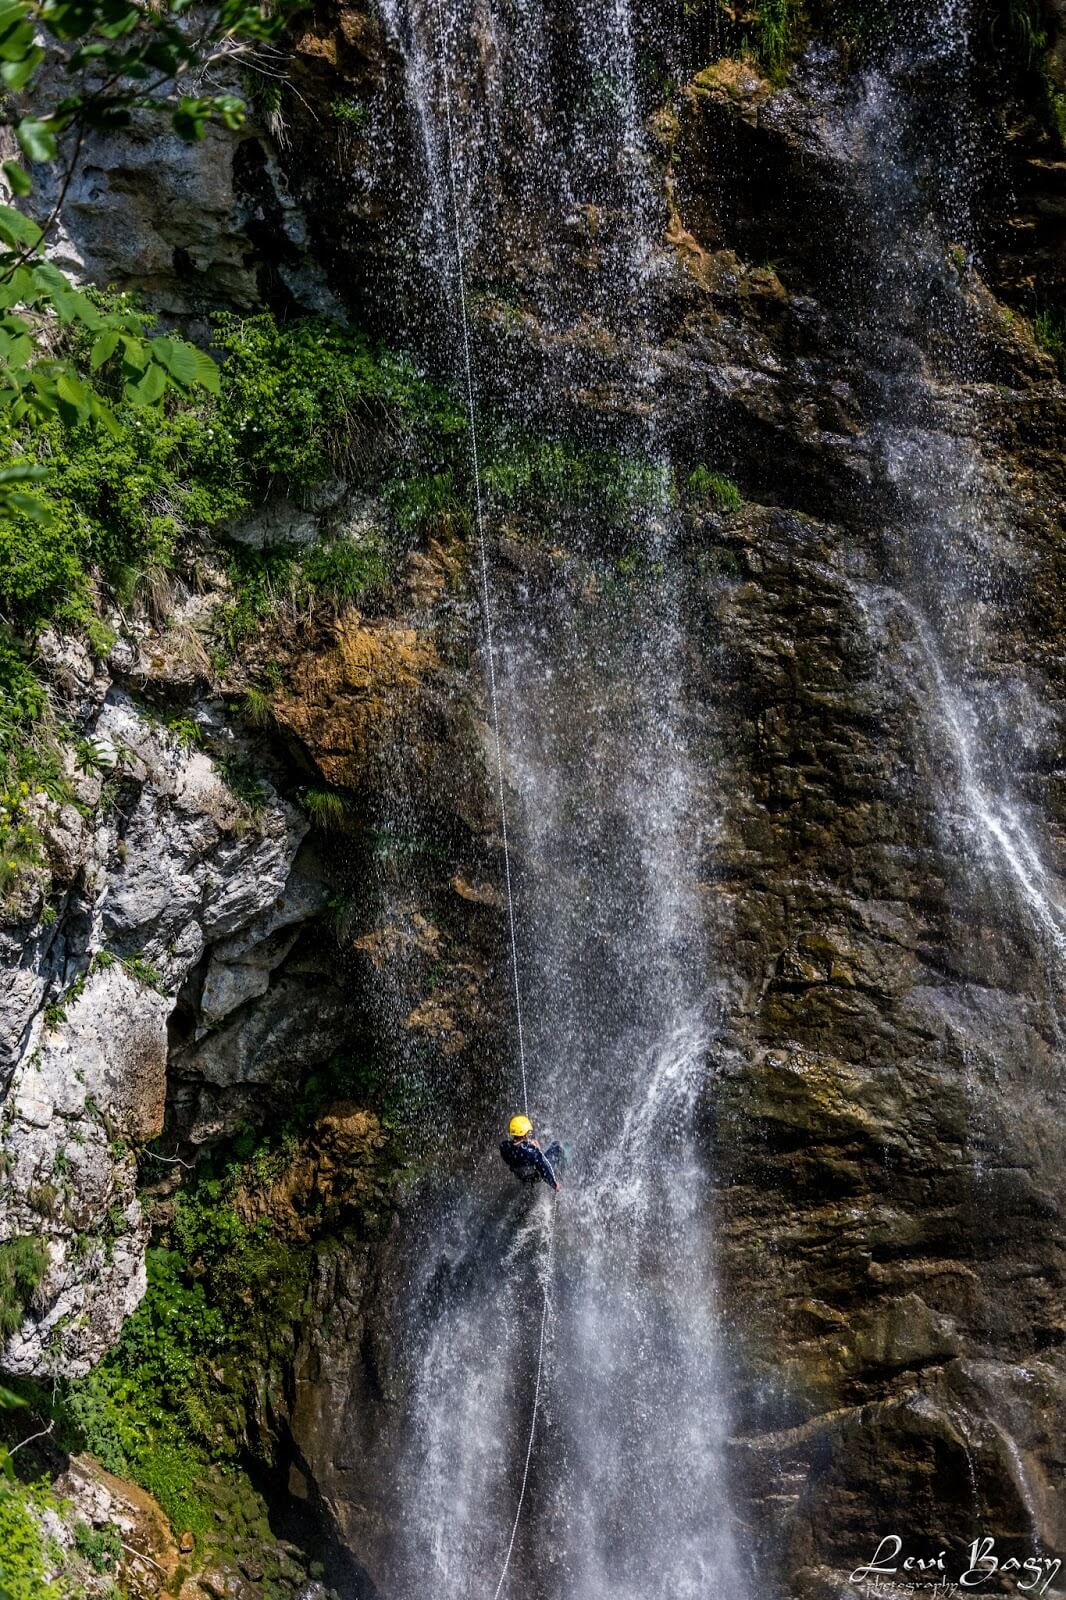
432 0 528 1118
490 1195 557 1600
431 4 554 1592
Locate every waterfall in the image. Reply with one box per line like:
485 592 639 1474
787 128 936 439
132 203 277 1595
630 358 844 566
836 2 1066 995
370 2 748 1596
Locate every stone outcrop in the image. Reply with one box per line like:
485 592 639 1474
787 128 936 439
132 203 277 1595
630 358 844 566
0 643 309 1373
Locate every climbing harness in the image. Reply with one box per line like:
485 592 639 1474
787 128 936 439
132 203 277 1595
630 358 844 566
432 0 528 1119
432 0 554 1589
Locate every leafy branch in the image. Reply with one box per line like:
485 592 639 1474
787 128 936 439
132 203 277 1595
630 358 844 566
0 0 304 521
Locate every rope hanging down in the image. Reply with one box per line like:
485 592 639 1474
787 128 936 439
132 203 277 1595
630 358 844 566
432 0 528 1118
432 9 554 1595
491 1195 557 1600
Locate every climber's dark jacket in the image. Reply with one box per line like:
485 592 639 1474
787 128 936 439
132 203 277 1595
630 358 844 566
499 1136 560 1190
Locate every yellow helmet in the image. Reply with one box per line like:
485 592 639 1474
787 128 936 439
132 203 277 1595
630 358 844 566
508 1114 533 1139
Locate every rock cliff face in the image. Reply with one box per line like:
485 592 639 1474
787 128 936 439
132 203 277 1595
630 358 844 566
3 3 1066 1598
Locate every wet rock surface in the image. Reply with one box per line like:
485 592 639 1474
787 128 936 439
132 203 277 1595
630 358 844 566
266 15 1066 1594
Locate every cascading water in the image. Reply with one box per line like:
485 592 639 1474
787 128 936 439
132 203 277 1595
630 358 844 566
369 1 748 1596
324 0 1066 1591
840 1 1066 976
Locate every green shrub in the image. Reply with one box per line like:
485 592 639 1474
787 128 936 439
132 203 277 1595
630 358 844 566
4 404 245 638
0 1238 48 1341
60 1170 307 1533
211 312 465 504
62 1248 230 1535
73 1519 121 1573
0 1479 63 1600
300 531 390 602
1 305 464 664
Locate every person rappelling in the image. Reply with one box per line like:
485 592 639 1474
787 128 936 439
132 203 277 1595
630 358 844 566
500 1115 563 1192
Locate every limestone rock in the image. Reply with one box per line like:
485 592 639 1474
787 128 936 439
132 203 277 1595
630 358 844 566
1 682 310 1374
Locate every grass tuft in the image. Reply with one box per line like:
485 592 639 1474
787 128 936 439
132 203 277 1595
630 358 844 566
686 465 743 513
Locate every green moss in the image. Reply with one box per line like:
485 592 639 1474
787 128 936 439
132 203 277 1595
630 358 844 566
483 437 674 524
0 1237 48 1341
686 465 743 512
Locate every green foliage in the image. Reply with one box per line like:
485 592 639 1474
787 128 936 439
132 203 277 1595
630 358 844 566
240 685 274 728
330 96 368 129
686 465 742 512
0 0 307 519
120 954 163 992
0 632 56 895
1002 0 1050 68
300 787 349 831
0 254 222 523
0 1477 62 1600
1033 307 1066 372
0 305 463 888
483 437 674 524
72 1519 121 1574
746 0 802 74
216 526 393 653
386 469 465 533
62 1247 232 1535
300 530 391 602
211 312 464 504
60 1161 308 1534
0 1237 47 1341
3 398 245 634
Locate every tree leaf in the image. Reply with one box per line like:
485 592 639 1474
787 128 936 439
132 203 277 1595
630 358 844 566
1 159 31 196
193 349 220 394
0 330 32 366
121 335 147 375
151 335 206 387
17 118 58 164
0 461 49 484
0 0 29 37
0 17 34 60
56 371 91 409
6 489 53 522
89 391 122 436
127 362 166 406
0 268 33 310
0 42 43 88
90 329 120 369
0 204 40 251
30 259 97 324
